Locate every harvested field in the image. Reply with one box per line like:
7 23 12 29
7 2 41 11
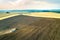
0 15 60 40
0 13 15 18
0 13 20 20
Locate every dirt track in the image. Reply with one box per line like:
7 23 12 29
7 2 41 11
0 15 60 40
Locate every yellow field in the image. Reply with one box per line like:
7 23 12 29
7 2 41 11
0 14 12 18
0 13 20 20
24 12 60 18
0 12 60 20
0 12 20 18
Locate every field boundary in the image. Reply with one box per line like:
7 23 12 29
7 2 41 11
0 14 20 20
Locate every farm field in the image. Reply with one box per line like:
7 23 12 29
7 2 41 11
0 13 20 20
0 12 60 40
24 12 60 18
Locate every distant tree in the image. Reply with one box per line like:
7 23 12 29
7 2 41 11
6 12 10 13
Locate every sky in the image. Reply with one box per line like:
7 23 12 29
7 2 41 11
0 0 60 10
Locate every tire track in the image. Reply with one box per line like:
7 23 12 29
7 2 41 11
0 15 60 40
